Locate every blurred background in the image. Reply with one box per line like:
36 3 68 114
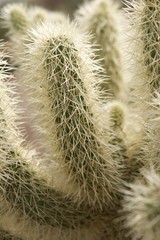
0 0 126 39
28 0 124 14
0 0 124 16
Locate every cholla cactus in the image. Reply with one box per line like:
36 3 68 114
28 6 65 24
1 3 29 34
122 1 160 240
125 0 160 163
126 0 160 107
0 44 107 240
17 21 124 208
0 0 159 239
1 3 66 65
123 170 160 240
75 0 127 101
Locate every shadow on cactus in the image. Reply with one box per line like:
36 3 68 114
0 0 160 239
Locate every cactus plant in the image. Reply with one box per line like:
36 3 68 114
123 169 160 240
0 0 159 239
75 0 127 101
0 43 110 240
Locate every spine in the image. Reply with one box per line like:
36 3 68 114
18 21 122 208
75 0 127 100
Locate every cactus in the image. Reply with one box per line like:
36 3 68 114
104 101 143 182
0 45 107 240
124 0 160 167
1 3 66 66
131 0 159 93
122 1 160 239
0 229 22 240
126 0 160 109
0 0 159 239
1 3 29 34
75 0 127 100
123 170 160 240
17 21 124 208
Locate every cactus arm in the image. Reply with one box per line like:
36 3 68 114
75 0 127 100
125 0 160 101
1 3 30 35
0 46 105 240
17 21 123 208
123 170 160 240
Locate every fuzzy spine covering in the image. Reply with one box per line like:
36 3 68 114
0 0 160 239
125 0 160 104
75 0 126 100
123 0 160 238
123 170 160 240
0 45 107 240
18 21 123 208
